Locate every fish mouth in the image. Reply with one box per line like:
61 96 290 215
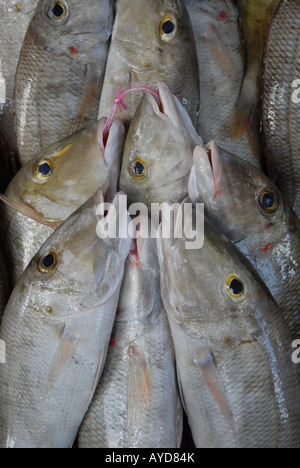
146 82 182 129
189 141 221 203
205 142 222 200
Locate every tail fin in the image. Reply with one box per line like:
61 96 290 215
232 77 258 141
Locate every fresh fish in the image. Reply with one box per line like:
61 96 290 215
0 249 9 319
233 0 280 143
98 0 199 128
0 191 131 448
0 0 39 154
15 0 114 165
1 118 125 287
119 82 203 208
188 142 300 339
79 223 182 448
158 201 300 448
184 0 262 168
262 0 300 216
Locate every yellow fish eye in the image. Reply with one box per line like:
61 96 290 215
48 1 68 21
38 250 59 274
34 158 53 182
225 274 245 301
258 189 278 213
130 157 148 181
159 14 178 41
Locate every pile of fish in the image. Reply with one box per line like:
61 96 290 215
0 0 299 449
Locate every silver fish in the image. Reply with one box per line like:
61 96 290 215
0 191 131 448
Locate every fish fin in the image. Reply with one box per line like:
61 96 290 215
176 364 188 415
71 63 101 134
45 325 81 395
231 77 258 141
194 351 237 437
206 26 239 79
85 343 109 411
127 346 152 440
0 193 61 229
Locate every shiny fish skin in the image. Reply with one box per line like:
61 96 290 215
79 230 182 448
0 192 131 448
15 0 114 165
262 0 300 217
120 82 203 208
2 119 125 287
184 0 262 168
0 0 39 154
157 202 300 448
0 249 9 319
189 142 300 339
98 0 199 128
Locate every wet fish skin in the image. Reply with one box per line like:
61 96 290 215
0 0 39 154
15 0 114 165
0 191 132 448
2 119 125 287
158 202 300 448
233 0 280 142
188 142 300 339
79 226 182 448
262 0 300 217
99 0 199 128
120 82 203 208
184 0 262 168
0 249 9 319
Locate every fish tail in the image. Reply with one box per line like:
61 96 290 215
231 76 258 142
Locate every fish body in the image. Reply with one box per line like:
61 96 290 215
0 191 131 448
120 82 202 207
262 0 300 216
0 0 39 154
99 0 199 128
0 249 9 318
1 119 125 287
158 202 300 448
15 0 114 165
189 142 300 338
233 0 280 143
184 0 261 168
79 229 182 448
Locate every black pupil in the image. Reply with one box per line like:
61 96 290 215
162 20 175 35
43 254 55 269
133 161 144 176
262 192 275 209
52 3 64 17
230 279 243 296
39 163 51 176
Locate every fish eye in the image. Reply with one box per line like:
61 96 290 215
130 158 148 181
47 1 68 21
34 159 53 182
225 274 245 301
258 189 278 214
38 250 59 274
159 15 177 41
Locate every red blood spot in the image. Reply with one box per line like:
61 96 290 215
262 243 274 254
110 337 118 348
69 46 79 55
263 224 273 231
219 12 227 20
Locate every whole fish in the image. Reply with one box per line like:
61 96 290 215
0 0 39 154
1 118 125 287
233 0 280 144
98 0 199 128
0 191 131 448
184 0 262 168
15 0 114 165
158 201 300 448
262 0 300 216
119 82 202 208
0 249 9 319
79 224 182 448
189 142 300 339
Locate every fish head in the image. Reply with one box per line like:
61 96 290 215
188 142 285 242
5 119 124 222
117 215 162 324
120 82 201 208
22 191 131 315
32 0 114 52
